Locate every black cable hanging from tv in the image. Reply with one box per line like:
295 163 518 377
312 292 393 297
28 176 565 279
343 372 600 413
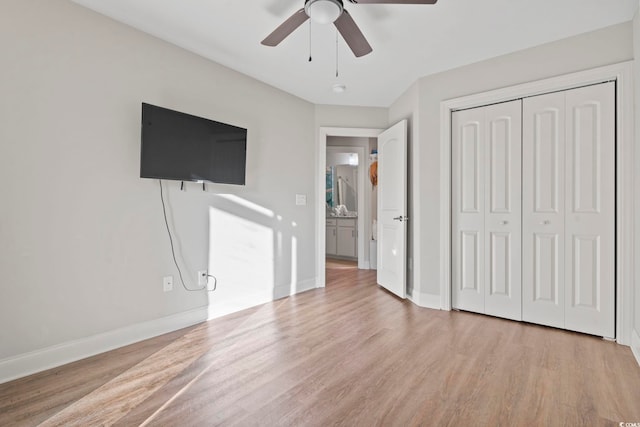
159 179 216 292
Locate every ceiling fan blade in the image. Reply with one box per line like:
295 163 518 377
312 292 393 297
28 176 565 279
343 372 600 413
261 8 309 47
348 0 437 4
334 10 372 58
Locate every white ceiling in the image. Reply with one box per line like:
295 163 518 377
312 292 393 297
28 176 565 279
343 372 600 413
72 0 637 107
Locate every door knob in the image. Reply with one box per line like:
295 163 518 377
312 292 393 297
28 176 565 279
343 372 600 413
540 220 550 225
500 220 509 225
393 216 409 222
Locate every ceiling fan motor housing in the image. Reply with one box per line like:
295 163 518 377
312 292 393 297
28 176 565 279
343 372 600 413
304 0 344 24
263 0 437 57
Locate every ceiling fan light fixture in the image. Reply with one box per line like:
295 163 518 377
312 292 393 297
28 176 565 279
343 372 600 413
305 0 343 24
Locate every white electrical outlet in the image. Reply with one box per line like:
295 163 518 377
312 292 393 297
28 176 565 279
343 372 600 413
198 270 208 287
163 276 173 292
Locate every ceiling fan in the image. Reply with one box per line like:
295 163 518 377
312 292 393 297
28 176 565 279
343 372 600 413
261 0 438 58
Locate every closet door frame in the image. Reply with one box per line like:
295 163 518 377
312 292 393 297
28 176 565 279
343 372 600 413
439 61 634 345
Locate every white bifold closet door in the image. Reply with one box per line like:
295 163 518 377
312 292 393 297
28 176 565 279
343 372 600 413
452 100 522 321
522 82 615 338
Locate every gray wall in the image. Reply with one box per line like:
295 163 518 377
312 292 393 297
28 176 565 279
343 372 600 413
393 22 634 299
315 105 388 129
0 0 317 360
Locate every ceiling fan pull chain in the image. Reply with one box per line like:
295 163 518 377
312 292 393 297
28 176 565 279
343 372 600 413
335 29 339 77
308 20 313 62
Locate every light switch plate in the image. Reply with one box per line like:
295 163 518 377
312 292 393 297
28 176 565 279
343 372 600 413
295 194 307 206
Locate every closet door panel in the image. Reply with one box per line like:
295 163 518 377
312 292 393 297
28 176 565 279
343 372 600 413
452 107 485 313
484 100 522 321
564 82 615 338
522 92 566 329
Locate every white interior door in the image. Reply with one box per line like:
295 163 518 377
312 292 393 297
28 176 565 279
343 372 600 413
523 82 615 337
563 82 615 338
452 107 486 313
452 101 522 320
522 91 566 329
483 101 522 321
377 120 407 298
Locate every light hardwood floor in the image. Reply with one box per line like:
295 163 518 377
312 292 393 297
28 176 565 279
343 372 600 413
1 261 640 426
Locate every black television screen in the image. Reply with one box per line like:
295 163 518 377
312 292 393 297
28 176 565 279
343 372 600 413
140 103 247 185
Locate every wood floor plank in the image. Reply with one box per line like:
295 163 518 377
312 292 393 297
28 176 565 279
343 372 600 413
0 326 198 427
1 259 639 426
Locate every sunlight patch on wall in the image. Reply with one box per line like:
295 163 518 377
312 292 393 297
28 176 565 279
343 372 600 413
207 206 274 319
290 236 297 295
216 194 274 218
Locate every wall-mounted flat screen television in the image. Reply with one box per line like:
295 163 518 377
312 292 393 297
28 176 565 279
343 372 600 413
140 103 247 185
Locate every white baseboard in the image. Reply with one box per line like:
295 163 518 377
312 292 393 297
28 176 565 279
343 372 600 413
0 278 319 385
409 291 441 310
631 328 640 368
274 278 317 300
298 278 317 292
0 306 209 385
358 260 371 270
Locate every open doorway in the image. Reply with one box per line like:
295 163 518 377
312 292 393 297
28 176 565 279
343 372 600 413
325 145 363 273
316 128 383 288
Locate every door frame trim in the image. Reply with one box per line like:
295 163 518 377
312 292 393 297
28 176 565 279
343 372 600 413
439 61 634 344
316 127 384 288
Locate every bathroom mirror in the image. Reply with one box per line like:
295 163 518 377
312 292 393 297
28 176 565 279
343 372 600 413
326 164 357 214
